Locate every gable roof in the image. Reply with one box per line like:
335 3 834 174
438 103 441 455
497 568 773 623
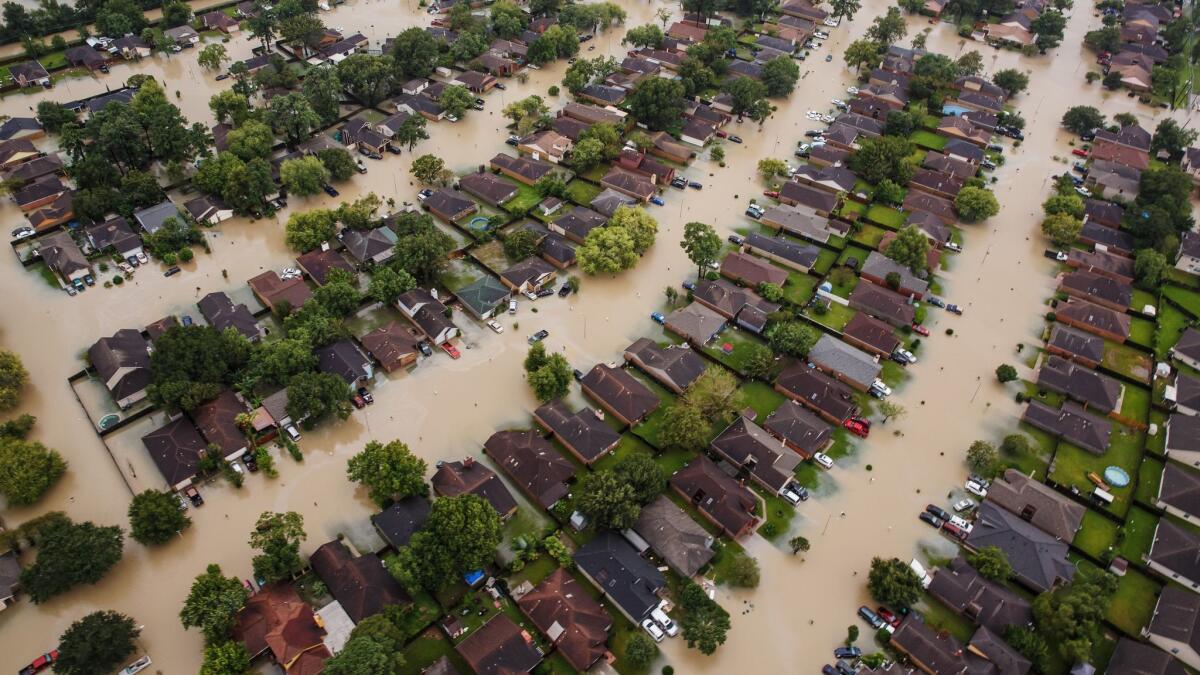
1060 270 1132 308
1148 586 1200 663
1158 462 1200 520
1021 400 1111 455
197 292 259 340
779 180 840 212
370 496 431 550
763 399 832 457
775 364 858 422
309 540 410 623
862 251 930 295
456 614 542 675
460 171 518 206
516 568 610 672
842 313 901 356
664 302 726 345
234 583 330 668
316 340 369 385
1175 328 1200 365
987 468 1086 542
1150 518 1200 583
711 416 802 493
533 400 621 464
928 557 1033 634
1036 355 1123 413
490 152 556 183
88 329 151 401
501 256 555 290
692 278 780 320
720 251 789 287
633 496 715 577
808 334 882 389
670 456 759 537
189 389 248 456
623 338 707 393
551 206 607 241
581 364 660 424
340 226 397 263
453 275 510 318
744 232 821 270
483 430 574 508
1108 638 1187 675
431 458 518 517
1055 299 1131 341
142 416 207 487
574 531 666 621
359 322 418 372
965 502 1075 592
1046 324 1105 364
890 617 971 674
249 271 312 311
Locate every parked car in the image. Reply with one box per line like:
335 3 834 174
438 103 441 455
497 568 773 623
418 341 433 357
846 86 859 95
641 618 665 642
944 241 962 253
573 369 585 381
495 82 507 89
926 296 946 308
215 73 230 81
805 129 824 138
357 386 374 404
243 453 258 472
728 135 743 143
869 379 891 397
943 522 967 540
650 312 665 324
830 98 846 108
926 504 952 521
1074 186 1092 198
824 54 833 61
835 660 856 675
843 417 870 437
351 394 366 409
763 190 780 198
11 226 35 240
136 252 149 265
671 177 687 189
558 283 572 297
19 651 59 675
858 606 884 629
523 290 539 301
536 288 555 298
953 498 975 512
164 266 181 277
508 299 518 314
446 114 459 122
1072 148 1089 158
487 320 504 333
528 329 549 344
284 423 302 442
911 323 930 337
783 483 808 504
185 486 204 506
442 342 461 359
965 479 988 498
84 274 95 286
892 348 916 365
687 181 703 190
682 280 695 291
813 452 834 469
728 234 745 245
834 647 862 659
649 195 665 206
745 204 764 219
651 605 679 637
715 129 728 138
322 184 339 197
823 666 837 675
981 158 997 170
386 144 401 155
987 143 1004 153
505 135 520 146
358 147 383 160
877 607 901 627
949 514 972 530
946 304 964 315
919 511 944 529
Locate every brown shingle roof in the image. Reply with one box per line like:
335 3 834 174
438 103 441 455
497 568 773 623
483 430 574 508
670 456 758 537
455 614 542 675
431 458 518 517
986 468 1086 541
516 569 610 671
533 400 620 464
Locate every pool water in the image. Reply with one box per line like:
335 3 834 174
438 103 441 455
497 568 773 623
1104 466 1131 488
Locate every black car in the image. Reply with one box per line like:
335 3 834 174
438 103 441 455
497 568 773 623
728 135 742 143
243 453 259 472
215 73 230 81
558 283 571 297
505 136 520 146
536 288 554 298
164 266 181 277
670 177 687 189
358 147 383 160
835 660 856 675
418 342 433 357
357 386 374 404
822 666 837 675
495 82 506 90
926 296 945 308
834 647 862 659
386 144 401 155
986 143 1004 153
926 504 952 521
805 130 824 138
528 329 549 344
728 234 744 245
1008 129 1025 140
323 184 339 197
919 511 944 529
573 369 584 381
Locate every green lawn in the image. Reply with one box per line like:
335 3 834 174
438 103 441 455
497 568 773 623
1117 384 1151 426
502 182 544 215
701 327 773 377
850 223 888 249
812 248 839 275
399 630 470 675
999 430 1050 480
1049 429 1142 518
1128 316 1157 349
752 484 795 540
917 595 974 643
840 200 868 218
865 204 906 229
1130 287 1157 312
806 301 858 331
1135 455 1164 505
836 245 872 267
628 375 680 450
910 129 948 150
1102 340 1153 384
1073 509 1119 559
1156 301 1194 359
564 179 601 206
1117 506 1159 562
783 270 820 305
1107 567 1161 636
1147 409 1169 455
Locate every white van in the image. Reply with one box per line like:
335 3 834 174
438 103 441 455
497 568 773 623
651 606 679 637
641 618 665 642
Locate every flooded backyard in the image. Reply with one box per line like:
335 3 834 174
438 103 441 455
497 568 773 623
0 0 1194 670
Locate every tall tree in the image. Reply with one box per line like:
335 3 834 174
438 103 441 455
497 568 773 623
180 564 250 644
55 611 139 675
336 54 395 105
883 225 931 273
248 511 306 583
0 436 65 506
389 27 439 80
302 67 343 125
681 221 721 277
867 557 922 608
21 518 124 603
267 92 322 147
387 494 501 591
627 77 686 131
128 489 191 545
346 440 429 506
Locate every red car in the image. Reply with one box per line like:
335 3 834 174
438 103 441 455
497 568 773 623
715 129 728 138
20 651 58 675
351 394 366 409
877 608 900 627
442 342 461 359
911 323 930 337
843 417 870 438
1071 148 1089 158
763 190 780 198
942 522 967 540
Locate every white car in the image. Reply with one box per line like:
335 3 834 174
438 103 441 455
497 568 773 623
823 17 840 26
1074 186 1092 198
651 605 679 637
486 320 503 333
894 348 916 364
814 31 829 39
523 290 538 301
446 113 460 122
118 262 135 274
965 479 988 498
953 498 976 512
821 114 835 123
949 515 972 530
11 226 35 240
806 111 822 120
871 379 892 397
813 452 834 469
809 139 827 147
137 252 149 264
642 618 665 642
831 98 846 107
846 86 859 95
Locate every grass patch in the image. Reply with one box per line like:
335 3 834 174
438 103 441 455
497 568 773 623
1107 567 1160 636
812 248 839 275
564 178 601 206
999 430 1050 479
706 536 750 585
1117 506 1159 562
399 631 469 675
783 270 820 305
1117 384 1151 426
917 595 974 643
1049 430 1142 518
806 302 858 331
865 204 906 229
1128 316 1157 349
839 200 868 218
627 375 679 450
738 380 786 423
823 426 858 461
1147 409 1169 455
1130 287 1157 312
1102 340 1153 384
1134 455 1164 505
701 327 773 377
1156 301 1194 359
501 182 544 215
1073 509 1119 559
31 262 61 288
910 129 948 150
751 484 794 540
850 223 888 249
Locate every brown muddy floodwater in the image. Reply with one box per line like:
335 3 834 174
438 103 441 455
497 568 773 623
0 0 1191 671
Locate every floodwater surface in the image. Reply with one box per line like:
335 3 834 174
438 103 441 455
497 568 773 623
0 0 1190 671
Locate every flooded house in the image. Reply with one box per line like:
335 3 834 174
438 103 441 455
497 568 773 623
623 338 707 394
371 496 431 550
600 168 656 202
191 389 250 461
198 291 263 342
774 363 858 424
902 191 956 226
926 557 1033 634
890 619 1030 675
841 313 900 359
986 469 1086 543
248 271 313 313
848 282 915 329
0 551 20 611
359 322 419 372
515 568 611 672
489 153 556 186
183 195 234 226
548 206 606 244
539 233 576 269
777 181 840 217
759 204 846 243
516 129 571 164
482 430 573 509
710 416 803 496
132 200 184 235
141 416 210 490
630 496 715 578
807 335 881 392
309 539 410 624
38 230 90 284
964 503 1075 593
396 288 459 344
452 276 511 320
532 400 620 466
1066 247 1136 284
860 251 929 299
499 257 556 294
296 248 355 286
664 303 726 347
742 232 820 273
459 171 517 208
431 457 518 519
1058 270 1132 312
670 456 759 539
9 60 49 87
719 251 788 289
1053 299 1131 343
88 329 152 410
573 531 666 623
338 226 398 266
232 584 331 675
1035 355 1124 414
762 400 833 459
315 339 373 386
455 614 543 675
580 364 660 426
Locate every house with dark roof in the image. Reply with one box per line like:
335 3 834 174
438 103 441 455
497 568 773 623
500 257 556 294
65 45 107 71
928 557 1033 634
903 190 957 226
759 204 845 243
1054 299 1130 343
533 401 620 465
549 206 606 244
1036 355 1123 414
201 10 240 32
664 303 726 347
987 468 1086 542
539 233 576 269
808 334 881 392
359 322 418 372
310 540 410 624
574 531 666 622
2 153 64 185
778 181 840 216
88 329 151 409
890 617 974 674
190 389 249 460
452 275 510 319
396 289 459 344
923 151 977 181
248 271 312 313
316 340 373 386
1157 462 1200 524
632 496 715 577
198 291 262 341
183 194 234 225
13 177 65 212
1165 413 1200 469
1149 518 1200 591
142 416 209 490
38 230 90 284
590 188 635 218
460 171 518 207
432 457 518 518
711 416 802 494
423 189 478 223
10 60 49 87
1045 324 1105 369
965 502 1075 593
580 364 660 426
1177 230 1200 277
483 430 574 509
775 363 858 424
1108 638 1187 675
1079 221 1134 257
1021 400 1111 455
841 313 900 358
670 456 760 538
601 168 656 202
296 248 355 286
145 316 179 342
1174 328 1200 371
1067 247 1136 284
28 192 76 233
490 153 556 185
861 251 929 299
623 338 707 394
233 583 330 675
1059 270 1132 312
0 551 20 611
456 614 542 675
515 569 610 672
1147 586 1200 670
720 251 789 288
763 399 832 458
743 232 820 273
691 279 780 329
371 496 430 550
1168 371 1200 417
849 282 916 329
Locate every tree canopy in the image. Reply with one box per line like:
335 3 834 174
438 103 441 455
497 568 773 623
387 494 502 591
347 440 429 506
55 610 140 675
867 557 922 609
180 563 250 644
128 489 191 545
21 517 124 603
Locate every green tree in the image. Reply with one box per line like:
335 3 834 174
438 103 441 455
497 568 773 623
392 115 429 152
830 0 861 19
279 13 325 51
1061 106 1105 135
388 494 501 591
390 27 439 80
1003 626 1049 670
955 186 1000 222
844 38 883 72
995 364 1018 383
628 77 686 131
967 545 1013 581
200 641 252 675
883 225 931 273
35 101 76 134
1032 569 1117 662
347 440 429 506
54 610 139 675
208 91 253 128
336 54 395 105
1031 10 1066 51
198 43 228 71
1151 118 1198 161
180 564 250 644
161 0 192 26
287 371 352 426
658 403 710 450
410 154 446 185
391 211 455 283
789 536 811 554
679 580 731 654
284 208 337 252
849 136 914 184
767 321 818 358
576 469 640 529
866 7 906 44
725 76 769 116
681 221 721 277
317 148 358 181
623 632 657 670
21 518 124 603
1042 193 1084 218
439 84 475 119
490 0 527 38
613 451 665 503
250 338 316 389
280 156 331 196
249 511 306 583
757 158 789 181
313 270 362 317
578 225 638 275
1083 26 1120 53
761 55 800 97
966 439 999 477
503 228 540 260
866 557 922 609
623 23 663 48
128 489 190 545
1041 213 1082 247
368 266 416 305
302 67 343 125
323 635 401 674
1134 248 1168 289
527 352 573 402
727 553 761 588
267 92 322 147
742 343 776 379
149 325 252 411
0 349 27 411
609 205 657 254
0 436 65 506
993 68 1030 96
683 366 743 424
